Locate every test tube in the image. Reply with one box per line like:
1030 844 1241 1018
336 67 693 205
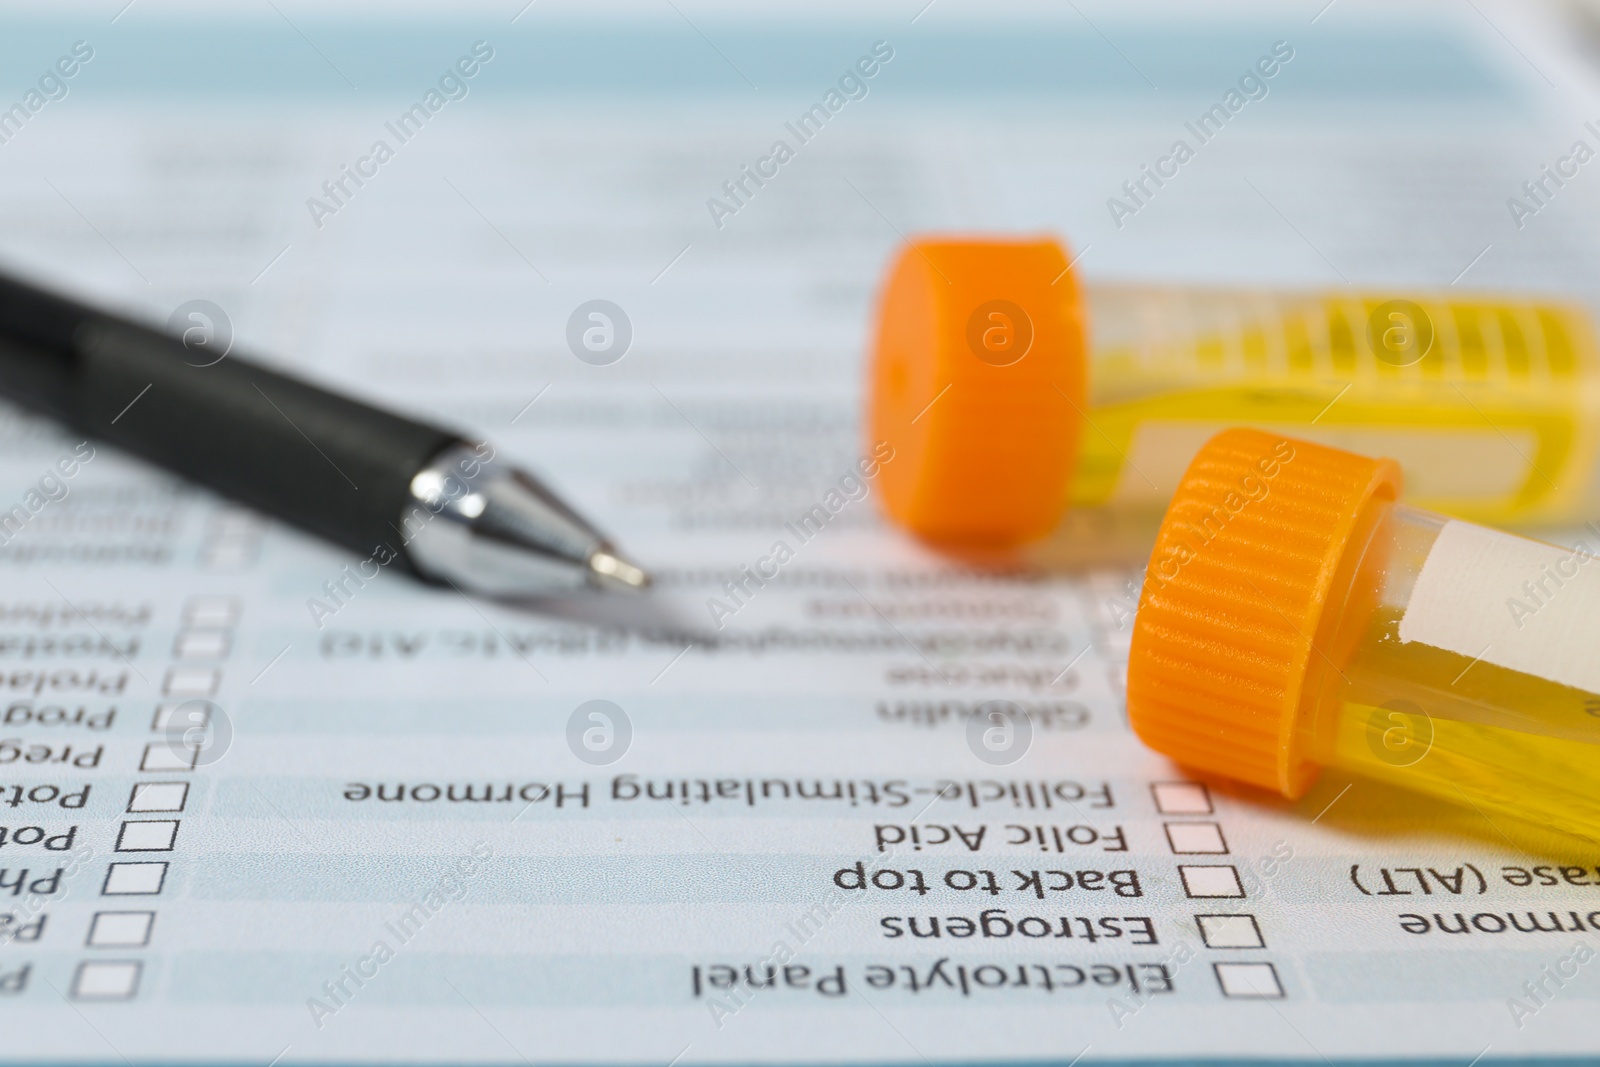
1125 427 1600 840
869 236 1600 545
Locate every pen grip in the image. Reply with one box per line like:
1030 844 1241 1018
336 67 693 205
78 323 461 561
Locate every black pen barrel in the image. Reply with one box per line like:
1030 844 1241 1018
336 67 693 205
0 273 462 560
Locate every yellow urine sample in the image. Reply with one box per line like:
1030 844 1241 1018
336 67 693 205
1308 505 1600 841
1073 285 1600 528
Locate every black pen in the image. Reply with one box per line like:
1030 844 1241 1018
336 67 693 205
0 270 650 596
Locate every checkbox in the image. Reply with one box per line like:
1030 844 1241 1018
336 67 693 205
1151 781 1213 815
102 862 167 896
152 700 212 732
1165 822 1229 854
140 742 197 772
1180 864 1244 898
163 666 219 698
87 911 155 948
72 960 142 1000
1196 914 1265 949
127 782 188 813
173 629 230 660
116 820 179 852
1215 961 1284 998
202 540 255 568
209 510 258 536
183 596 239 627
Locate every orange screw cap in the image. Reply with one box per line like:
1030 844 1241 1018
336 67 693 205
868 237 1087 546
1126 429 1402 797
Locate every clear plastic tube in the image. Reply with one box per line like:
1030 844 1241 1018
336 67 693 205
1074 284 1600 525
1304 501 1600 838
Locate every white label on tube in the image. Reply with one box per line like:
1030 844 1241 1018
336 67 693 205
1398 520 1600 693
1110 421 1532 506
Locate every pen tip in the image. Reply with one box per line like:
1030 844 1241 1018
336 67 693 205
588 548 652 592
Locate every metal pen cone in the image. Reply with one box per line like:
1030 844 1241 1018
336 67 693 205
405 444 648 598
588 548 651 592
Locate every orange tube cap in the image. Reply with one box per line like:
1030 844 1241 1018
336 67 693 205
868 237 1087 546
1126 429 1402 797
